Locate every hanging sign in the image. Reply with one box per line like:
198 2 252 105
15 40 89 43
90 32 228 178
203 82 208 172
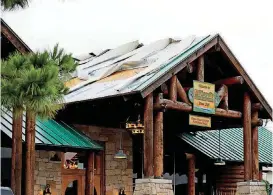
191 80 216 114
189 114 211 128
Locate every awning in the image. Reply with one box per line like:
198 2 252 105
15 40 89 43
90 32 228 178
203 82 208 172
179 127 272 164
1 109 102 150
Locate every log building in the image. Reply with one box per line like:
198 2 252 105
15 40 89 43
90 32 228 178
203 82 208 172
1 19 272 195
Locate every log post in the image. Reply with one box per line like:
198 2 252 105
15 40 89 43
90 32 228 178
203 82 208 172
251 110 259 180
11 109 23 195
86 152 94 195
169 75 177 101
154 94 163 178
95 153 101 175
243 92 252 180
197 56 204 82
186 153 195 195
25 111 36 195
144 93 154 177
177 79 191 104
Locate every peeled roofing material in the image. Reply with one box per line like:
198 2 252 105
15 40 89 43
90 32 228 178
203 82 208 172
65 34 216 103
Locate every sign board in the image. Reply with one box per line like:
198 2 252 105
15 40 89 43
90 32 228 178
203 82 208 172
189 114 211 128
193 81 215 114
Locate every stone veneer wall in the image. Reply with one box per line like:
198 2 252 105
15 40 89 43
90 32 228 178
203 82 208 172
74 124 133 195
34 150 62 195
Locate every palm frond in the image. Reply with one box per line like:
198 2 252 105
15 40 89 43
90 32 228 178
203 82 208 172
1 0 29 10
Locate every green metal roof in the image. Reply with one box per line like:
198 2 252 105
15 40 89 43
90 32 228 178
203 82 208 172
179 127 272 164
1 109 102 150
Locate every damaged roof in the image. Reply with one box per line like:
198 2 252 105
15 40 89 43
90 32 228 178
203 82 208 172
64 34 272 119
65 35 215 103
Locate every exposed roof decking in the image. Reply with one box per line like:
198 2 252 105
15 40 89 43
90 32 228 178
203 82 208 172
65 35 210 103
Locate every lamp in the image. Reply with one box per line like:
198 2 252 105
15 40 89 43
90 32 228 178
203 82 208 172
214 129 225 166
126 115 144 134
114 132 127 159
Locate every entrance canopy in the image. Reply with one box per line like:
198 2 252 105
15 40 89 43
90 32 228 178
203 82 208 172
180 127 272 164
0 109 102 150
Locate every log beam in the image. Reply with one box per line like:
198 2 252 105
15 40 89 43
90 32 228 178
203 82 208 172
252 103 263 112
197 56 204 82
251 110 259 180
177 79 191 104
186 153 195 195
154 94 163 178
160 83 169 95
144 93 154 178
213 76 244 86
251 118 263 127
216 85 228 110
85 152 94 195
154 98 242 118
243 92 252 180
169 75 177 101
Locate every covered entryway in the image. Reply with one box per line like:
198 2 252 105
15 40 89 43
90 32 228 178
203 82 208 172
0 109 103 195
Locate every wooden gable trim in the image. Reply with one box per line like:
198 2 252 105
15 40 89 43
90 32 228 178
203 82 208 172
140 36 218 98
140 35 272 120
218 38 272 120
1 19 32 54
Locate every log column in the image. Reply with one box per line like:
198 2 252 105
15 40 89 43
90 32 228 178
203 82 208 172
154 94 163 178
186 153 195 195
251 106 260 180
86 152 94 195
144 93 154 177
243 92 252 180
11 110 23 195
25 112 36 195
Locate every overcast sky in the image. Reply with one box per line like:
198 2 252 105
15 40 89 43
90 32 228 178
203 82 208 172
2 0 273 129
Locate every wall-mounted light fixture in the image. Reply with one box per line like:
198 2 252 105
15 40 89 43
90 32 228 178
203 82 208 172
114 132 127 159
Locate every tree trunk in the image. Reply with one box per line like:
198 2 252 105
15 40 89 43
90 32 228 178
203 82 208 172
25 111 36 195
11 108 23 195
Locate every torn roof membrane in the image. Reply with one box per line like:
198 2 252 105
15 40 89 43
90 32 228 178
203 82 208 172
65 35 214 103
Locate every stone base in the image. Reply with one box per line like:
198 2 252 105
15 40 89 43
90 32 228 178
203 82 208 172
236 181 267 195
133 179 173 195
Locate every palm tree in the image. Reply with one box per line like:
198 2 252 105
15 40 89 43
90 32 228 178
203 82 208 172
1 0 29 10
21 48 77 195
1 52 31 195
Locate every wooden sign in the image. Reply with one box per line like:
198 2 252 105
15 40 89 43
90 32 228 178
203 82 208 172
189 114 211 127
193 81 215 114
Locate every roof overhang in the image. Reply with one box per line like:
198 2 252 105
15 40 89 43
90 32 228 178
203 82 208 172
139 35 272 120
1 18 32 54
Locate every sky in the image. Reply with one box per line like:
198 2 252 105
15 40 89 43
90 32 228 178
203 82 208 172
2 0 273 130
